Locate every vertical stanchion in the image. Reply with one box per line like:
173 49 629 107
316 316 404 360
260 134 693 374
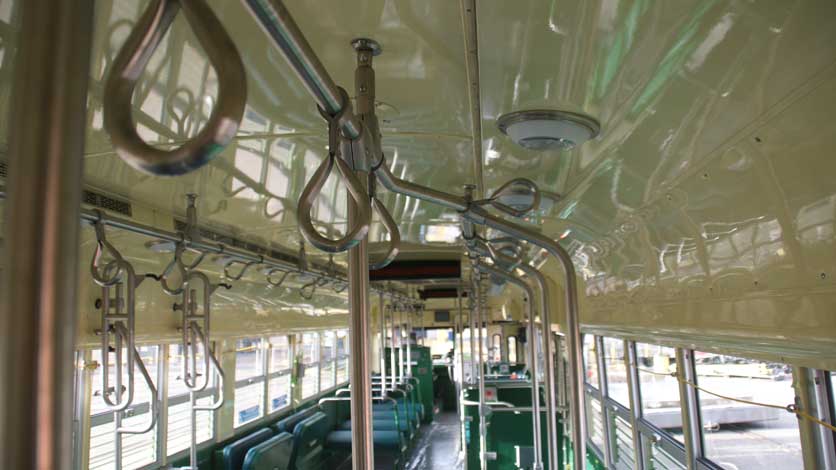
0 2 94 469
379 293 387 397
676 348 703 470
475 273 488 470
347 40 377 470
406 305 413 377
390 304 398 391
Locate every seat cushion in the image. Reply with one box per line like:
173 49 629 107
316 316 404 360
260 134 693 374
325 430 404 451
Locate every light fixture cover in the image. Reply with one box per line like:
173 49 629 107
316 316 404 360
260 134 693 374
497 110 600 150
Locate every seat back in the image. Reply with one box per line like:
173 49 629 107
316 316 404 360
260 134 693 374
221 428 274 470
273 406 318 434
290 412 330 470
242 432 293 470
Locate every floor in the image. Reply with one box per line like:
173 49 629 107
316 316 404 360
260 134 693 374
406 411 464 470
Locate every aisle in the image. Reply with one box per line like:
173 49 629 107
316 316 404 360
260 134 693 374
406 412 464 470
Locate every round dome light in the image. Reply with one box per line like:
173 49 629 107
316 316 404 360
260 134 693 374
497 110 600 151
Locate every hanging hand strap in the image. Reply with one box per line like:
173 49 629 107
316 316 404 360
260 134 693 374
103 0 246 175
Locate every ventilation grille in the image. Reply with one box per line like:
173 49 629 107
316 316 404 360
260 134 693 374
0 160 7 179
173 219 297 264
83 190 132 216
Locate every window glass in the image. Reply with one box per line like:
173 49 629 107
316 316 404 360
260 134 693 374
696 352 801 469
166 344 214 455
424 328 454 364
320 332 336 391
585 390 606 453
269 335 290 372
491 333 503 362
642 435 686 470
300 333 320 398
268 336 291 413
88 346 159 469
336 330 349 384
602 337 629 406
637 343 682 438
612 413 636 470
507 336 518 363
234 338 265 427
583 335 600 386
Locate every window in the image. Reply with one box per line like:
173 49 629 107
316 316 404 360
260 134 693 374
424 328 454 364
167 343 216 456
602 338 633 470
636 343 682 436
234 338 265 427
583 335 605 452
491 333 503 362
507 336 518 363
300 333 320 399
268 336 291 413
320 331 336 391
336 330 349 384
695 352 802 469
88 345 159 470
603 337 629 406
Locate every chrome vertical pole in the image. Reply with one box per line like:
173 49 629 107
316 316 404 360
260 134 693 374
518 264 559 470
475 272 488 470
406 305 413 377
390 305 397 390
794 367 835 470
347 173 373 470
399 306 406 384
457 289 466 394
676 348 703 470
347 41 376 470
624 341 645 470
595 336 614 468
475 263 542 470
379 293 387 396
469 284 478 385
0 2 94 469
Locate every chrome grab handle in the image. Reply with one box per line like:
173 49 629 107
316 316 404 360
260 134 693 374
265 268 290 287
115 335 160 436
297 88 371 253
223 257 260 281
103 0 246 175
91 217 147 413
191 326 225 411
180 271 226 392
369 195 400 270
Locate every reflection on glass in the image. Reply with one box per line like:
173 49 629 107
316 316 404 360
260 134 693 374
603 337 628 406
637 344 682 438
696 352 801 469
583 335 600 386
234 338 264 427
507 336 518 363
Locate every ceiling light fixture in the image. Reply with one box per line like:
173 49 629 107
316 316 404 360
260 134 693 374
497 109 600 151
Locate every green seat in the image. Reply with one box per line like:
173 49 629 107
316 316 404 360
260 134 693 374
337 419 404 432
325 430 404 452
222 428 274 470
273 407 318 434
243 432 293 470
289 412 330 470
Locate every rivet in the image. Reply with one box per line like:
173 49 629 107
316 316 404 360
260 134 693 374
821 272 827 280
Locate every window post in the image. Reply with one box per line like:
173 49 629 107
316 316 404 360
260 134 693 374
595 336 614 468
623 340 645 470
676 348 703 470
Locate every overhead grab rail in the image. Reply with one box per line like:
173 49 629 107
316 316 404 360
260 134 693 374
104 0 247 175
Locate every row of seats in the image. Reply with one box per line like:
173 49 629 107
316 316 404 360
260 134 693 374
219 377 425 470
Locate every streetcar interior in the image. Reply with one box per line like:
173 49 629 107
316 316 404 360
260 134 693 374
1 1 836 470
